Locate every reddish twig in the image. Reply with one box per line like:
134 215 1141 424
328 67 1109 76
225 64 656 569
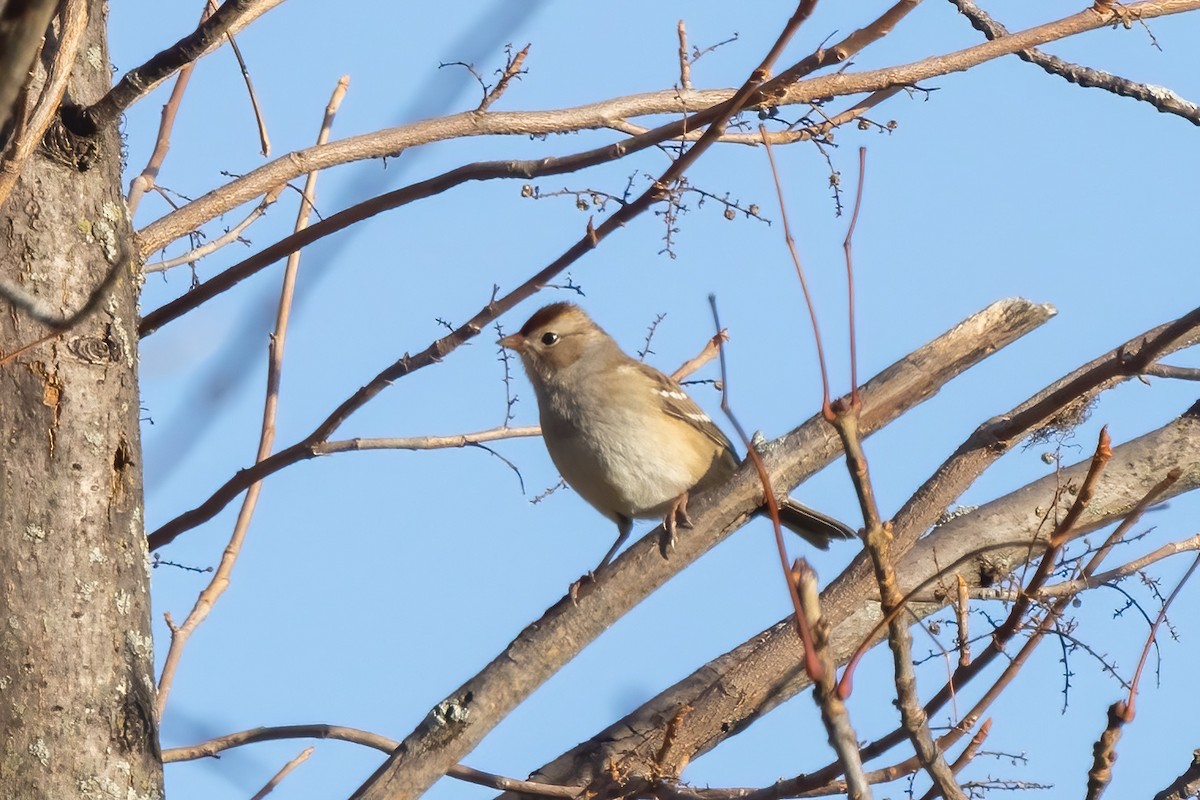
842 147 866 401
709 295 822 681
759 123 833 410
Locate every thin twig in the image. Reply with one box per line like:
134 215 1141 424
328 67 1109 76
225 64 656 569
829 432 1157 787
478 43 529 112
129 0 930 256
709 295 824 683
127 0 212 215
160 724 583 798
605 86 900 145
1090 660 1166 800
154 77 347 715
677 20 692 90
148 1 823 558
206 0 270 155
143 185 284 273
842 147 866 400
759 124 832 408
132 0 1197 255
249 746 313 800
670 330 727 381
818 147 964 798
953 574 970 668
916 719 992 800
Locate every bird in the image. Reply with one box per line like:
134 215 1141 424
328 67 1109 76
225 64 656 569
498 302 855 572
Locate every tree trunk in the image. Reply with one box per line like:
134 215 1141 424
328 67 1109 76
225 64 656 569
0 2 162 797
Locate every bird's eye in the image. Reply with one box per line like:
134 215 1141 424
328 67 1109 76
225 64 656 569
541 332 560 346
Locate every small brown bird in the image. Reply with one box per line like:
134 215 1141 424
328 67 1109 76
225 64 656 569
499 302 854 571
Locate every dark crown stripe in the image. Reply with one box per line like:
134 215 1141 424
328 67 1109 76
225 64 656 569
519 302 579 336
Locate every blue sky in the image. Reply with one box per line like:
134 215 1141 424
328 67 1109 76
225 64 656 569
110 2 1200 797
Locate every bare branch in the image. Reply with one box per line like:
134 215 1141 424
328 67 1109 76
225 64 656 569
1087 553 1200 799
249 746 312 800
669 330 727 381
478 43 529 112
146 318 731 550
143 185 284 273
516 381 1199 797
151 4 830 568
79 0 286 131
136 96 868 335
768 0 1200 111
438 300 1054 800
170 0 1200 258
949 0 1200 125
126 33 200 214
314 427 541 455
1155 749 1200 800
1143 363 1200 380
160 725 583 798
795 561 871 799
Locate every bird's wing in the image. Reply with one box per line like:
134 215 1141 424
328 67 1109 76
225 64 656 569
629 361 736 454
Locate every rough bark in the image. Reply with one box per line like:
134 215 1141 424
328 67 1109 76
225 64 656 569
514 408 1200 797
0 2 162 797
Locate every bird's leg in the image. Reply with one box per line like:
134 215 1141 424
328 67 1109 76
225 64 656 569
572 516 634 604
596 515 634 573
661 491 693 556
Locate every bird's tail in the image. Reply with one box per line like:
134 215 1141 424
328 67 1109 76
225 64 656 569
773 498 858 550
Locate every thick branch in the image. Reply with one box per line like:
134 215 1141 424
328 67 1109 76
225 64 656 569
513 324 1200 795
342 298 1050 800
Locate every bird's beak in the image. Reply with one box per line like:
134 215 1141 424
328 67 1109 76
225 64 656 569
497 333 525 352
